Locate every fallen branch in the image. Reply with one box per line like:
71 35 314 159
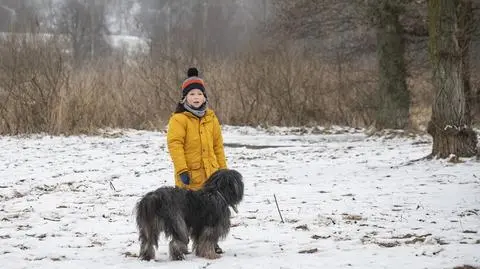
299 248 318 254
43 217 60 222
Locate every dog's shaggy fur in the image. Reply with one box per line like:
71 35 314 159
135 169 244 261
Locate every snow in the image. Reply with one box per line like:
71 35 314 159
107 35 148 54
1 126 479 269
0 32 148 55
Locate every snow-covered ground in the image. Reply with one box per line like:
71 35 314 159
1 126 479 269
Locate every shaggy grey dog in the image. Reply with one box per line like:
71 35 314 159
135 169 244 261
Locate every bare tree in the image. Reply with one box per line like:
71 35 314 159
134 0 197 60
269 0 412 128
0 0 41 32
105 0 137 35
52 0 111 67
457 1 479 126
203 0 244 57
270 0 362 45
369 0 410 129
427 0 478 158
133 0 248 62
0 0 16 31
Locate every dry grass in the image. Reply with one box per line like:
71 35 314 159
0 33 456 135
408 71 434 131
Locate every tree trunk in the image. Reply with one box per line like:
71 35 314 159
427 0 478 158
375 0 410 129
456 1 474 125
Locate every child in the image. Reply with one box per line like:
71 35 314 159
167 67 227 190
167 67 228 254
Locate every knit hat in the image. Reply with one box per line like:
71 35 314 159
181 67 206 99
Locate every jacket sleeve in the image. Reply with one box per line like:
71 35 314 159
213 115 227 169
167 115 188 175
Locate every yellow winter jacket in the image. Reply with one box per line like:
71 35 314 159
167 108 227 190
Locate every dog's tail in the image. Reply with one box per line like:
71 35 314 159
135 189 189 260
135 191 165 260
136 192 160 238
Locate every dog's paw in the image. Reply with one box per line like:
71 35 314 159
171 254 186 261
139 250 155 261
139 254 154 261
202 253 221 260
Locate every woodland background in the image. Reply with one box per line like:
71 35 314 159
0 0 479 135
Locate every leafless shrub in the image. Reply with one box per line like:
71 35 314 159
0 32 437 135
201 43 379 127
0 33 69 134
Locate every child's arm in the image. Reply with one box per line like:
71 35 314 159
167 116 188 176
213 116 227 169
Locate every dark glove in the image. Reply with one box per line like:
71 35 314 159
179 172 190 185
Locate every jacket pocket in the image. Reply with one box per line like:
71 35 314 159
188 163 206 185
188 163 202 170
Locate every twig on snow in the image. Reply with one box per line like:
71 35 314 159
109 181 116 192
43 217 60 222
274 194 284 223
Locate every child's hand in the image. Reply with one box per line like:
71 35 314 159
179 172 190 185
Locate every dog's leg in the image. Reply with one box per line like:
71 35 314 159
138 214 163 261
169 239 189 260
138 227 156 261
168 215 189 260
191 236 199 254
137 192 165 261
195 227 221 260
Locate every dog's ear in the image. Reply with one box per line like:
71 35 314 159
206 169 244 205
222 171 244 204
233 176 244 203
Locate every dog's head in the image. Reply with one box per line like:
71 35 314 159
204 169 244 212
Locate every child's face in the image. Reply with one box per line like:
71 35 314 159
186 89 206 108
